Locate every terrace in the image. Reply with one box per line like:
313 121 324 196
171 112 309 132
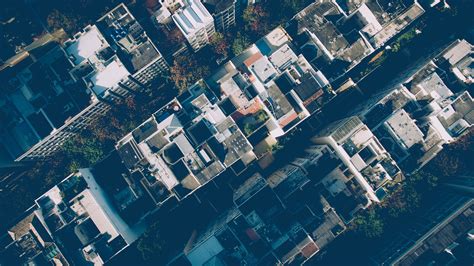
97 4 164 72
236 108 270 137
288 0 373 79
369 2 425 48
207 27 334 153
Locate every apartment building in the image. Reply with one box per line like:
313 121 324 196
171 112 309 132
1 169 144 265
286 0 424 81
177 170 346 265
203 0 240 32
311 116 402 204
206 27 335 160
173 0 216 51
358 56 473 172
116 84 255 205
13 4 168 160
172 119 403 264
1 211 70 265
67 4 169 100
0 43 93 161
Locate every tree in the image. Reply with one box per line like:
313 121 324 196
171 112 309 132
282 0 309 14
137 221 168 263
162 26 185 48
353 209 384 239
62 134 105 167
266 0 312 23
430 130 473 178
209 32 230 58
231 32 251 56
170 54 210 93
47 9 80 34
243 5 270 37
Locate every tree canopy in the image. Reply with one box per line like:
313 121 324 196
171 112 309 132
243 5 271 38
209 32 230 58
170 54 210 93
353 209 384 239
136 221 168 263
231 32 251 56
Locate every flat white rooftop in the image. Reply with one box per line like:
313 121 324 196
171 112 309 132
416 72 453 100
442 39 472 66
66 25 108 65
385 109 424 149
249 56 278 84
172 0 213 37
80 168 141 244
268 44 298 70
90 58 130 96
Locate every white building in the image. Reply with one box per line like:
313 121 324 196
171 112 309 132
358 59 473 171
16 3 169 160
311 116 402 204
437 39 473 84
116 87 255 203
173 0 216 51
26 169 144 265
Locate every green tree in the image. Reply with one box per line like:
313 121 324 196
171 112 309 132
160 25 186 50
170 54 210 93
47 9 79 34
231 32 251 56
268 0 311 22
430 130 473 177
209 32 230 58
137 221 168 263
62 135 104 167
243 5 270 37
282 0 309 14
353 209 384 239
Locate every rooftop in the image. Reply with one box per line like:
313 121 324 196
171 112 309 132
233 173 267 207
88 58 130 96
294 73 326 103
384 109 424 149
117 90 255 202
97 3 164 72
316 116 365 144
441 39 473 66
249 55 278 84
289 0 373 70
439 39 473 84
3 170 142 265
267 165 311 200
369 2 424 47
65 25 108 66
63 3 166 100
203 0 236 14
172 0 213 37
437 91 474 136
414 72 453 101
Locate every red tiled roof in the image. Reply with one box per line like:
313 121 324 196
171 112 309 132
244 52 263 67
279 111 298 128
301 242 319 258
